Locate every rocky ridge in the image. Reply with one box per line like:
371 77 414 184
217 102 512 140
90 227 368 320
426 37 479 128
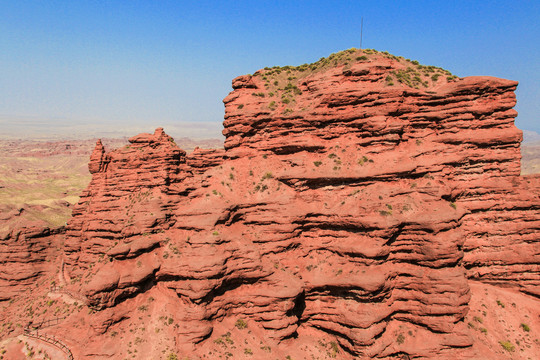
1 49 539 359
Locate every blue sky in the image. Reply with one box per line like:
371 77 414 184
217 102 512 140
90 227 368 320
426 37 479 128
0 1 539 138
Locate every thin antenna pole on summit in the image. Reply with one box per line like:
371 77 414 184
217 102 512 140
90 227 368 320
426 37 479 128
360 17 363 49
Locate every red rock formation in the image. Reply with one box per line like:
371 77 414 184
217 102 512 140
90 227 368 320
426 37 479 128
88 139 106 174
11 49 538 359
0 224 61 301
64 128 189 276
461 175 540 297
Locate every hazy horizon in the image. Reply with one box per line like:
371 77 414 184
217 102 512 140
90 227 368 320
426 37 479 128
0 115 223 140
1 1 539 137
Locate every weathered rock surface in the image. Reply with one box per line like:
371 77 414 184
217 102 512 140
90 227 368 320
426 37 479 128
2 49 538 359
0 225 60 301
461 175 540 297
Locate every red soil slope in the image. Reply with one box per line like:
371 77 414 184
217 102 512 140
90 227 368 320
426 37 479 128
1 49 538 359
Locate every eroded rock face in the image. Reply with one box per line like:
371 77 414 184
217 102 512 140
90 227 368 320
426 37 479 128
60 51 539 359
461 175 540 297
0 225 60 301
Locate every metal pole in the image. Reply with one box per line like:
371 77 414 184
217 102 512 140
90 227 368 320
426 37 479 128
360 17 364 49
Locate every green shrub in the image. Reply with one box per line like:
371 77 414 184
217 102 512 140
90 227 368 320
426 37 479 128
473 316 483 323
313 161 322 167
237 104 244 109
520 323 530 332
235 319 247 329
499 341 514 352
358 156 369 165
223 332 234 344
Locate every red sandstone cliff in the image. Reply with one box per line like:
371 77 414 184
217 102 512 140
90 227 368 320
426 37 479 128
1 49 538 359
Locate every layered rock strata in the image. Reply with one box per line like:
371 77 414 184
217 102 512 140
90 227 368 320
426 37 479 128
60 49 539 359
0 225 61 301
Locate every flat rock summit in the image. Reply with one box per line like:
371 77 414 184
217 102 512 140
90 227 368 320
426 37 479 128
1 49 539 359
